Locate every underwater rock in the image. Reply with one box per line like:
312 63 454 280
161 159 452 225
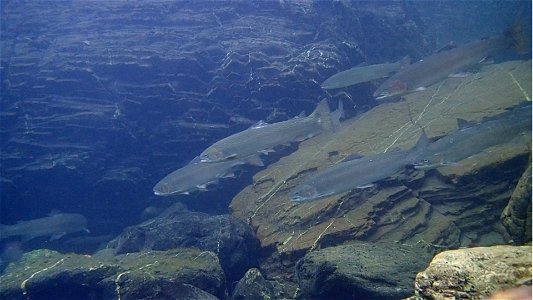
119 282 219 300
106 203 260 291
501 159 532 244
0 248 224 300
414 245 532 300
295 242 433 299
229 60 531 294
231 268 281 300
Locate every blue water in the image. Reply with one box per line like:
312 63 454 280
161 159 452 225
0 0 531 257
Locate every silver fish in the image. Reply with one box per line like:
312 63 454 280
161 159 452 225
321 56 410 90
153 155 263 196
0 212 88 242
199 99 343 163
414 104 531 170
374 35 511 99
290 131 428 203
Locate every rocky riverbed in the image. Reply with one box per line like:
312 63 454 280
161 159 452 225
1 1 530 299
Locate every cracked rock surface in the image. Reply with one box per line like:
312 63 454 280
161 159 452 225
413 245 532 300
229 60 531 293
104 203 260 291
0 248 224 300
295 242 433 299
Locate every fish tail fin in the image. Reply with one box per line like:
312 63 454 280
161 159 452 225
413 129 429 160
311 99 343 131
244 154 264 167
505 21 529 54
0 224 13 240
311 99 333 131
310 99 330 119
331 100 344 128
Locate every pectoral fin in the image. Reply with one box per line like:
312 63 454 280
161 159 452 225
356 183 376 189
246 155 265 166
196 184 209 191
221 172 236 178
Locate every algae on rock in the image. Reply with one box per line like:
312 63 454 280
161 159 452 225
0 248 225 300
414 245 532 300
230 60 531 294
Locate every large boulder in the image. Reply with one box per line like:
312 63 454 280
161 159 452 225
106 203 260 290
231 268 282 300
0 248 225 300
295 242 433 299
229 60 531 294
414 245 532 299
501 159 532 244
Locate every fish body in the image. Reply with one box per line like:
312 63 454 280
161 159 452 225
153 155 262 196
199 100 343 163
290 131 428 203
321 56 410 90
0 213 88 242
414 105 531 169
374 36 509 99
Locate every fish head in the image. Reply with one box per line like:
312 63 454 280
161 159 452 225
153 181 175 196
374 79 408 99
200 147 225 163
289 184 320 203
153 179 191 196
321 80 335 90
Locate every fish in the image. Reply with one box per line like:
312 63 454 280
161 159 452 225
153 155 263 196
199 99 343 163
290 130 429 203
321 56 410 90
175 121 230 130
413 104 531 170
0 212 88 242
373 35 513 99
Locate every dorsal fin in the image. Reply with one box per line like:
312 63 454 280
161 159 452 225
250 120 268 129
49 209 62 217
436 41 457 53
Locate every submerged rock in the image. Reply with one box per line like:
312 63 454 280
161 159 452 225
0 248 224 300
296 242 433 299
414 245 532 300
229 60 531 294
231 268 282 300
501 159 532 244
106 203 260 291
